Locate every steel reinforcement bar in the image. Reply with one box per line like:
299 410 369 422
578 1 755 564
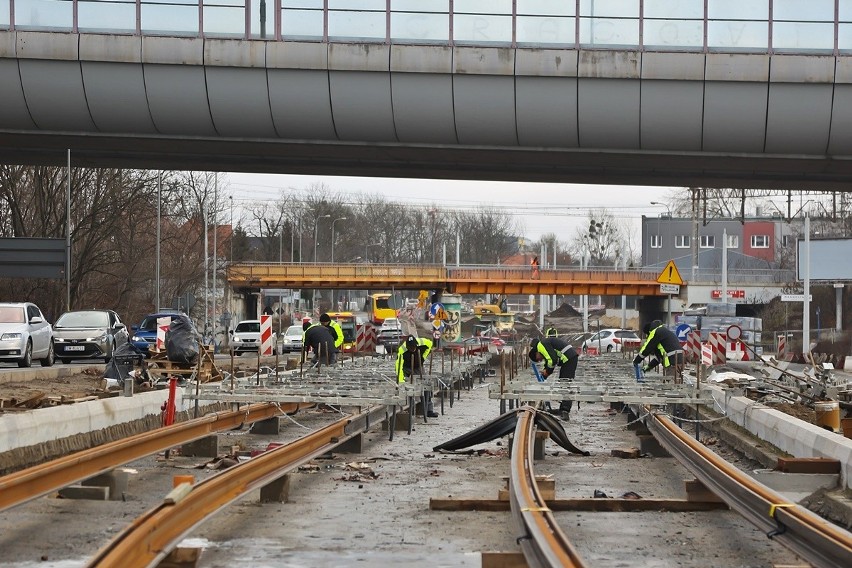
646 410 852 568
0 402 300 513
87 405 388 568
508 406 587 568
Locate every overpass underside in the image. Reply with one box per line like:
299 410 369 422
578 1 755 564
227 263 667 297
1 31 852 189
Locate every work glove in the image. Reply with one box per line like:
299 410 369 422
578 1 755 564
632 354 643 366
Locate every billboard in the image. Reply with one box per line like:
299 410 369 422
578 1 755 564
796 238 852 281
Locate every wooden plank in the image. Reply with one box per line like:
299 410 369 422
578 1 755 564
685 479 725 503
481 552 527 568
776 457 841 474
430 497 729 512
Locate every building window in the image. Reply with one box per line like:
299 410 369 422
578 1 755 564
650 235 662 249
674 235 690 248
727 235 738 248
782 235 790 248
751 234 769 248
700 235 715 248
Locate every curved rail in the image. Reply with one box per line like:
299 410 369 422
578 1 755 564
647 410 852 568
87 406 386 568
0 402 299 513
508 406 586 568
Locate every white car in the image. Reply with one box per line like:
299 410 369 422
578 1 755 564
280 324 304 353
230 320 277 355
0 302 55 367
581 329 641 353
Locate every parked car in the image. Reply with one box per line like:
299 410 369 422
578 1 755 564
581 329 641 353
0 302 54 367
230 319 278 355
280 324 304 353
53 309 128 363
130 311 185 356
377 317 404 350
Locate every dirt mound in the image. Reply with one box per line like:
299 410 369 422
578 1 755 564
549 303 580 317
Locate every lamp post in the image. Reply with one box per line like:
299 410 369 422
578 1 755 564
330 217 347 262
313 214 330 262
650 201 671 216
365 243 382 262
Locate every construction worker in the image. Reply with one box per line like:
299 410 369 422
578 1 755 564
545 326 558 338
319 313 344 353
634 320 684 382
529 336 579 419
302 320 336 366
396 335 438 418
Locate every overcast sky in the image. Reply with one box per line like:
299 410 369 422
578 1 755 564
225 172 684 244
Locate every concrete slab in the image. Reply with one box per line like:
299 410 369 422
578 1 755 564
0 390 179 453
748 469 839 503
709 384 852 489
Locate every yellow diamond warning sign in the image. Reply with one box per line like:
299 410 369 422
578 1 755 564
657 260 684 285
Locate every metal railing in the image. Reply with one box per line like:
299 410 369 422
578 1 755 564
3 1 851 55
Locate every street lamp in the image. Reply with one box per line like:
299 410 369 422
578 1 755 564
313 214 330 262
650 201 672 216
330 217 347 262
365 243 382 262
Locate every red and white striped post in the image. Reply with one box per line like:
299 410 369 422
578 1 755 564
260 315 273 356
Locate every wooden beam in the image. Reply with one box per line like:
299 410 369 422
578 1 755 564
429 497 729 512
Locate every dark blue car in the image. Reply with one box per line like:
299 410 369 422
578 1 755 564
130 311 184 356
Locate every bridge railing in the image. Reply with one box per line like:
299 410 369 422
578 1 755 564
2 1 848 55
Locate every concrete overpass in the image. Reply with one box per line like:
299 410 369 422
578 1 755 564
1 3 852 189
227 263 668 297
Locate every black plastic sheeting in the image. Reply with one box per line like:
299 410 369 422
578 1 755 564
433 406 590 456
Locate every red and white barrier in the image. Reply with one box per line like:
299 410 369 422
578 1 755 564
356 324 376 353
707 332 727 365
260 315 273 356
726 339 750 361
777 334 787 358
156 316 170 352
684 331 702 363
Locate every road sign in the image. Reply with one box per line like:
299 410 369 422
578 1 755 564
660 283 680 294
726 324 742 341
656 260 684 285
781 294 812 302
675 324 692 341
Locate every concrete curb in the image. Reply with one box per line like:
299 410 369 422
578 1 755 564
0 390 181 453
707 384 852 490
0 364 104 385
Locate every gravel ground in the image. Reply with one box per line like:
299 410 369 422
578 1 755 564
0 354 807 568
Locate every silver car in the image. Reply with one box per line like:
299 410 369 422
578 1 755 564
280 324 304 353
53 309 128 363
0 302 55 367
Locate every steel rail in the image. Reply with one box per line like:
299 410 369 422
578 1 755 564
87 406 387 568
508 406 586 568
0 402 299 513
646 410 852 568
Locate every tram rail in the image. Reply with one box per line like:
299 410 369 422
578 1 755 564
0 402 301 513
647 409 852 568
87 405 389 568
